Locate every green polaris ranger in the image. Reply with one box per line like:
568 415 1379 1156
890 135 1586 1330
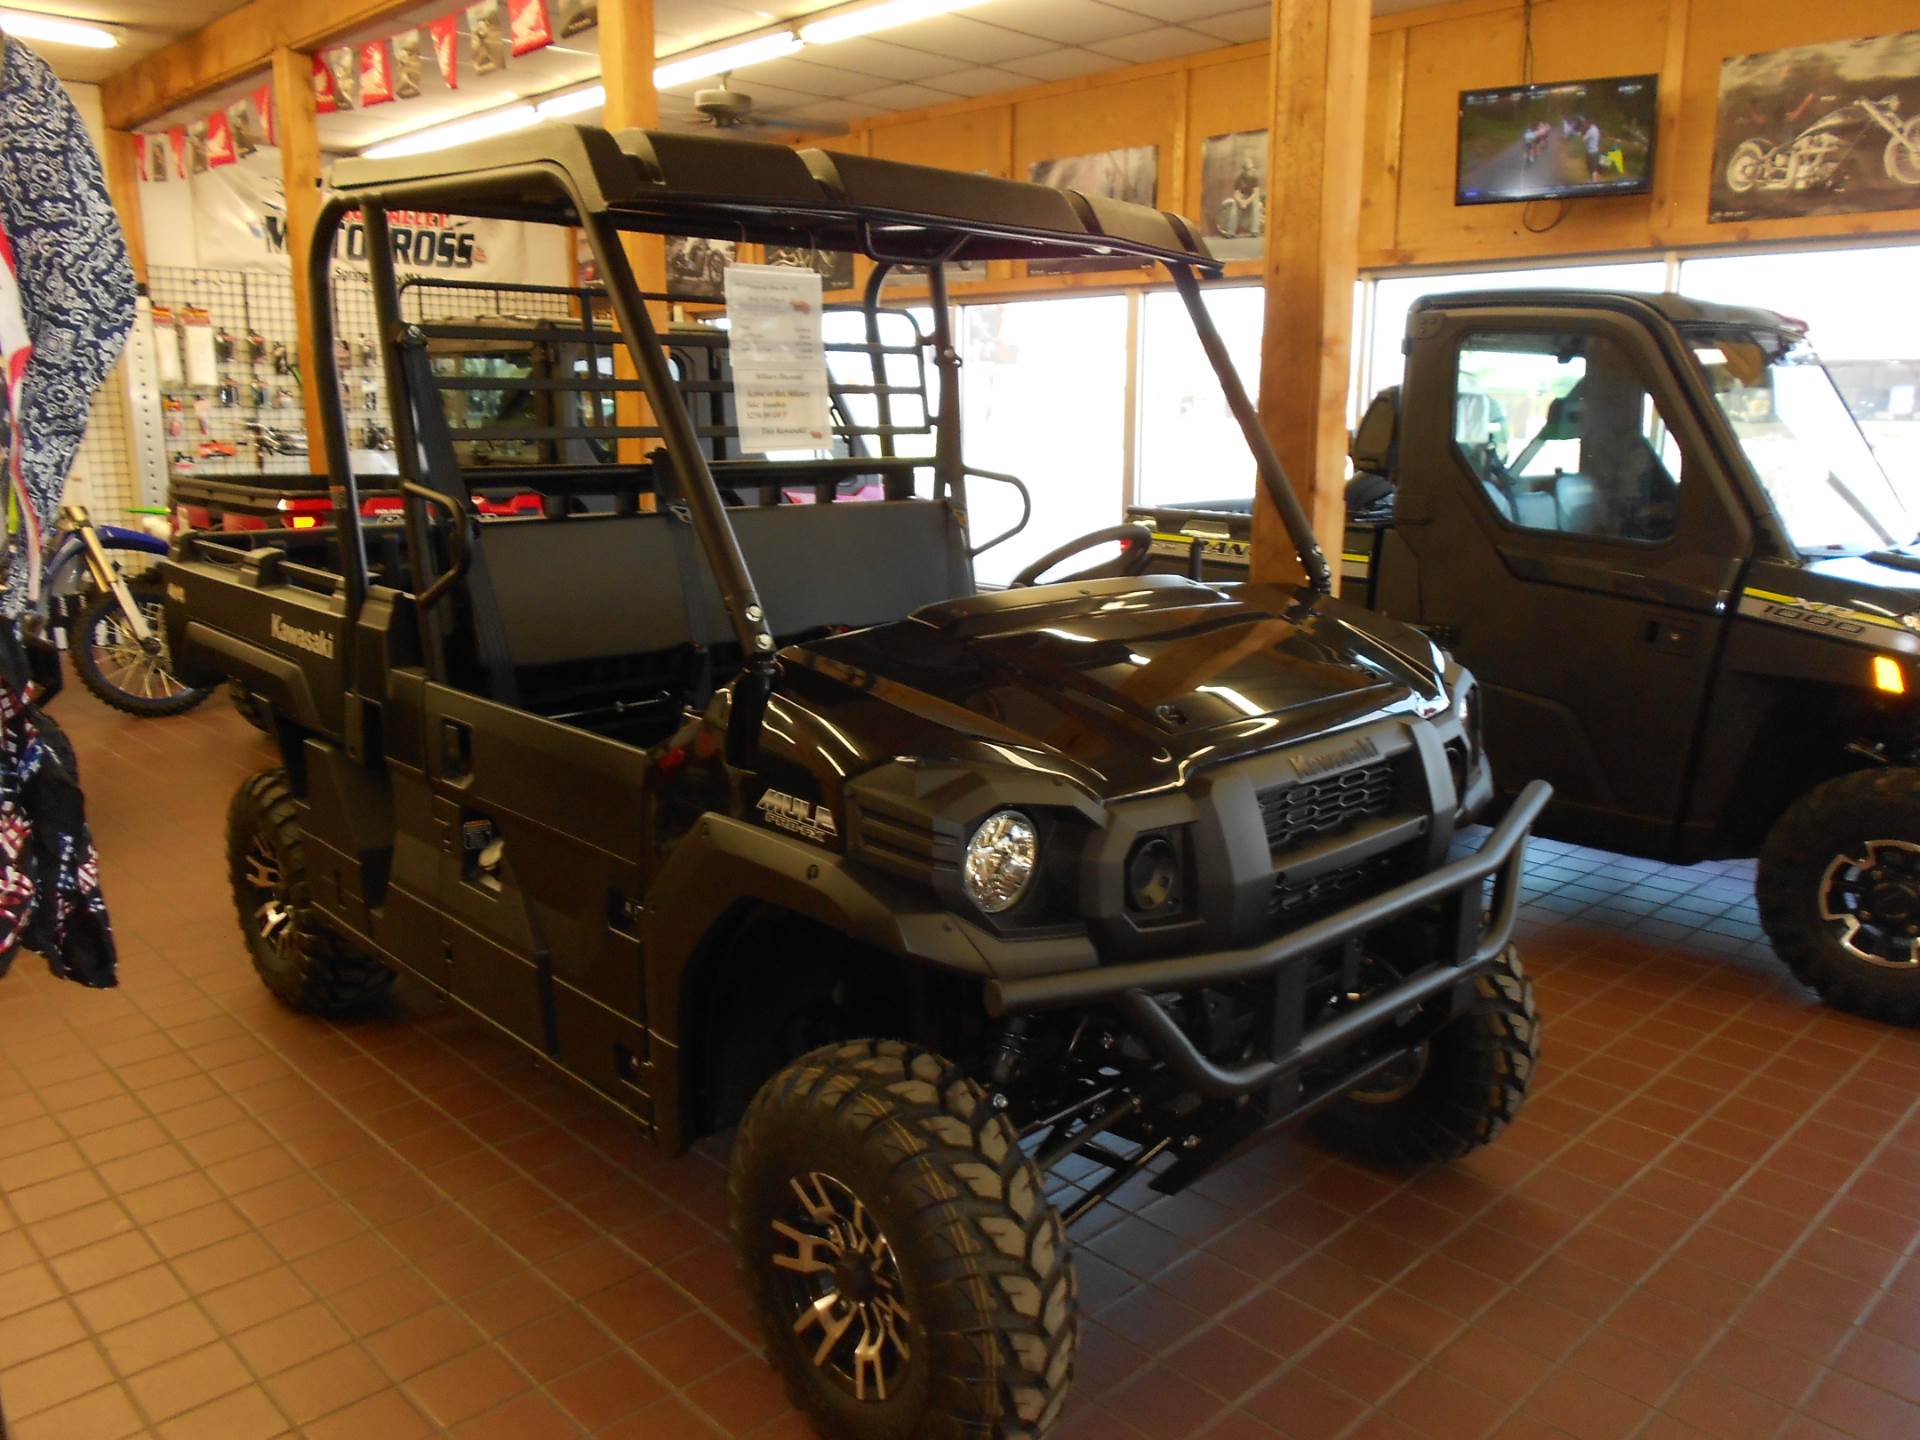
1147 287 1920 1025
163 125 1546 1439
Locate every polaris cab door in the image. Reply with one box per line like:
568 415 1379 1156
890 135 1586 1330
1396 306 1752 855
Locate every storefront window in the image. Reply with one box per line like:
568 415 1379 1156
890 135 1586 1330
1135 286 1264 510
1678 246 1920 485
957 295 1130 587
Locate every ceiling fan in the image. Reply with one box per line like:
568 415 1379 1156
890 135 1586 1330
689 73 834 134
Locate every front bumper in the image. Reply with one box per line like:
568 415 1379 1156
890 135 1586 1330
986 779 1550 1099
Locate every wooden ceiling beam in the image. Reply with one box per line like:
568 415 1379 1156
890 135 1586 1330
101 0 426 130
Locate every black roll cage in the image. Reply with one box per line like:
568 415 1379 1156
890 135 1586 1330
309 123 1329 769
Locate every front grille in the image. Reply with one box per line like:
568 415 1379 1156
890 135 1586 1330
1258 760 1395 852
1269 852 1398 923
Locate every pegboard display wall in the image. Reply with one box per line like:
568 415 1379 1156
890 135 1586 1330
66 356 137 527
142 266 581 485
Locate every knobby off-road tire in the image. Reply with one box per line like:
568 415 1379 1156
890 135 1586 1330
227 769 392 1015
1310 944 1538 1167
729 1040 1078 1440
68 578 212 719
1758 768 1920 1026
228 679 271 733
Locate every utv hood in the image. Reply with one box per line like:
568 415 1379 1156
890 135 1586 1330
1744 556 1920 659
780 574 1447 801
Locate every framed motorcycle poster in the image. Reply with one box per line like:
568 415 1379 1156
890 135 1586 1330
1711 29 1920 223
1200 130 1268 261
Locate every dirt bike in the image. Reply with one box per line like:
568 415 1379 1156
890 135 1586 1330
1725 94 1920 195
48 505 211 718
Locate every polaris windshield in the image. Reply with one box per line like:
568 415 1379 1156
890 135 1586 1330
1688 329 1912 554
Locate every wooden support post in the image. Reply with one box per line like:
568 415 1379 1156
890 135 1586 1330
601 0 663 466
102 130 148 288
1252 0 1367 588
272 46 327 458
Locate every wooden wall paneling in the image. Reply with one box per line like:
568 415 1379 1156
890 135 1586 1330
104 0 428 129
271 47 326 457
1358 29 1407 260
1648 0 1691 235
1182 52 1268 278
1254 0 1368 587
102 131 147 287
602 0 659 463
1389 0 1667 267
1661 0 1920 248
1012 72 1185 286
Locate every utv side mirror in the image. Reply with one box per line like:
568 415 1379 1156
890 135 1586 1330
1350 386 1400 478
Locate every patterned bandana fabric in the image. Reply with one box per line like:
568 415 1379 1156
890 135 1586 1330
0 36 136 611
0 627 113 985
0 37 130 987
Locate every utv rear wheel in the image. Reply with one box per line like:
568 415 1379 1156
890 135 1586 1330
1758 768 1920 1025
227 769 392 1015
1309 944 1538 1167
729 1040 1077 1440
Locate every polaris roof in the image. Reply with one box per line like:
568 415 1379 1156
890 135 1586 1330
1409 288 1799 334
328 122 1219 270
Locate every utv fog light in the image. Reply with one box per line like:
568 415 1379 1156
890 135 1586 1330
963 810 1038 915
1125 836 1179 913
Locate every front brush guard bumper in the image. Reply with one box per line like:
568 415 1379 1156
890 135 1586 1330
985 780 1551 1100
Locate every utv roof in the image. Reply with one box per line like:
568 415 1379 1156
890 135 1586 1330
1410 287 1800 335
329 121 1219 271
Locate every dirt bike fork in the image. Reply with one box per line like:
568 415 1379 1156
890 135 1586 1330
69 506 155 647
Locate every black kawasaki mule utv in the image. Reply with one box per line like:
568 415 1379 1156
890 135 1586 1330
165 124 1545 1440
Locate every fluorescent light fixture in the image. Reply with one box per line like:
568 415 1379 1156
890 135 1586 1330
0 9 117 48
653 31 802 90
362 103 538 160
535 84 605 119
800 0 988 44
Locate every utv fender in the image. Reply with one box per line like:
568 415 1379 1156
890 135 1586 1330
179 623 324 732
644 817 1092 1049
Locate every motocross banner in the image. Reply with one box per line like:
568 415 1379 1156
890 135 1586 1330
1712 29 1920 223
139 146 559 283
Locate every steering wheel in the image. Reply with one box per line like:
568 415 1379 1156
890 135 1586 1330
1010 523 1155 588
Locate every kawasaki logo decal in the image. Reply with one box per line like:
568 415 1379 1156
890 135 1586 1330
757 789 838 843
270 614 335 658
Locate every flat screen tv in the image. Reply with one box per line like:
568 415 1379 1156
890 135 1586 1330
1455 74 1658 206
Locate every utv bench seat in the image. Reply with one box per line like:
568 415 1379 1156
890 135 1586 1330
458 498 974 711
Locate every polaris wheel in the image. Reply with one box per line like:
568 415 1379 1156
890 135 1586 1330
729 1040 1077 1440
227 769 392 1015
1309 944 1538 1167
1758 768 1920 1025
68 578 211 718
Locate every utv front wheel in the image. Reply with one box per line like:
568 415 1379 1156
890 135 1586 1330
1309 944 1538 1167
1758 768 1920 1025
729 1040 1077 1440
227 769 392 1015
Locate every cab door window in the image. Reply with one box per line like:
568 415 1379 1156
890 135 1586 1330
1453 330 1680 542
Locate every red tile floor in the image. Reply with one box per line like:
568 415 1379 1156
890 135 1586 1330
5 685 1920 1440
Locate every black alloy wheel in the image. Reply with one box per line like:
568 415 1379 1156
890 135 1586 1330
1760 768 1920 1024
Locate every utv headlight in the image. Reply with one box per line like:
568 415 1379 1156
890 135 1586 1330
963 810 1038 915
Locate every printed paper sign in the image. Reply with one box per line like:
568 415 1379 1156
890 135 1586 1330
724 262 831 455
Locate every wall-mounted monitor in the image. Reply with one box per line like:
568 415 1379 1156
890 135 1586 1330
1456 75 1659 206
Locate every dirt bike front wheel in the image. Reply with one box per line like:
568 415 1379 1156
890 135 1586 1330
68 577 212 719
1886 118 1920 186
